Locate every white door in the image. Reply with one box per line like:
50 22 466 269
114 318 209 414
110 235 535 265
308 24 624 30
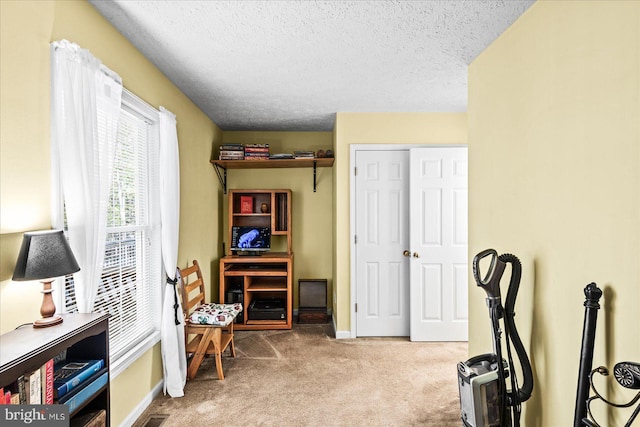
355 150 410 336
354 146 468 340
409 147 468 341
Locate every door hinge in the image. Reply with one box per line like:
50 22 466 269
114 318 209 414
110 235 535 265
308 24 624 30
354 166 357 176
354 235 357 244
355 303 358 313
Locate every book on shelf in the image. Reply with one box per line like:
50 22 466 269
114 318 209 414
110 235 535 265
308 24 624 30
54 359 104 398
244 143 269 148
58 370 108 414
29 368 41 404
269 153 294 159
293 150 315 158
41 358 54 404
3 381 20 404
17 374 27 404
219 143 244 151
219 155 245 160
240 196 253 214
277 193 287 231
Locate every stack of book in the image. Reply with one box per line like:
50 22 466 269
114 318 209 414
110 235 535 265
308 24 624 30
293 150 315 159
53 359 107 413
0 358 54 404
218 144 244 160
244 144 270 160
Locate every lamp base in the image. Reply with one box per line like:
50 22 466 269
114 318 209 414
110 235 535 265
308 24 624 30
34 280 63 328
33 316 62 328
33 315 63 328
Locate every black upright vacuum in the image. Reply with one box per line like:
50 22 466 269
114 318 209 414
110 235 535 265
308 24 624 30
458 249 534 427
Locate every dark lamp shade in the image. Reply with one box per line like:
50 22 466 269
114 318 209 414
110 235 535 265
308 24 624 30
12 230 80 281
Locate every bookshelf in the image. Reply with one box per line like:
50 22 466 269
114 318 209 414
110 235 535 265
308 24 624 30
211 157 334 193
221 189 293 330
227 189 292 255
0 313 110 425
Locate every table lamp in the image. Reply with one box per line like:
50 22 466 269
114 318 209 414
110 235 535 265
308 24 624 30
12 230 80 328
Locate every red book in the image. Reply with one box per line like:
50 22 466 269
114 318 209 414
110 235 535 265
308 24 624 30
42 358 54 404
240 196 253 214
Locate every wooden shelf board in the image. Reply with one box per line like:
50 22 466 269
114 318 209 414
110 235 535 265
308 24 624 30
245 319 288 325
224 269 287 277
211 158 334 169
247 283 287 292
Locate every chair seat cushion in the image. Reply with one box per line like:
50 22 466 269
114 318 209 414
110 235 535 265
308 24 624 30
189 303 243 326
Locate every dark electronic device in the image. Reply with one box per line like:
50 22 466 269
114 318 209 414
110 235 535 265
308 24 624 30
230 226 271 255
248 298 286 321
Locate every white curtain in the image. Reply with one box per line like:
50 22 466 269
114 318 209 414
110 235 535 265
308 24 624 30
50 40 122 313
159 107 186 397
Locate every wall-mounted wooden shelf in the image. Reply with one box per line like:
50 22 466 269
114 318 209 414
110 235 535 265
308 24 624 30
210 158 334 193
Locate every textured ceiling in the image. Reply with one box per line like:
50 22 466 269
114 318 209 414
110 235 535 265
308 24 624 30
89 0 534 131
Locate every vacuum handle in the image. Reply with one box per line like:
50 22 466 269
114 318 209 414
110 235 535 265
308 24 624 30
473 248 506 299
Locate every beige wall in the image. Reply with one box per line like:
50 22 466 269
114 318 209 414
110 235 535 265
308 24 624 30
333 113 468 333
220 131 334 308
0 1 222 425
468 1 639 425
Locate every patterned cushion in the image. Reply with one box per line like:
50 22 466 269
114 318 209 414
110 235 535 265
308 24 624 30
189 303 243 326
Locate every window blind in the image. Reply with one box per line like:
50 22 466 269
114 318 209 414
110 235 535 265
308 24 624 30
64 89 161 363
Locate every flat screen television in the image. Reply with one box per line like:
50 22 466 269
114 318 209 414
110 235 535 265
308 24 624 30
231 226 271 255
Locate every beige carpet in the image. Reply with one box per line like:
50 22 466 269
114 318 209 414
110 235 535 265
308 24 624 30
134 323 468 427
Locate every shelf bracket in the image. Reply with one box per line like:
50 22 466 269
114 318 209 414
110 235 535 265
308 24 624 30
214 164 228 194
313 160 317 192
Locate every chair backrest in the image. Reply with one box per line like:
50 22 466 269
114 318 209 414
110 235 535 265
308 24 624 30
180 260 206 319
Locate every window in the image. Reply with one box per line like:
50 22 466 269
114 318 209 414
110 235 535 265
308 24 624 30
61 90 162 371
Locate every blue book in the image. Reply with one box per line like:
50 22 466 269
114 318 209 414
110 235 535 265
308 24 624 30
58 370 108 413
53 359 104 398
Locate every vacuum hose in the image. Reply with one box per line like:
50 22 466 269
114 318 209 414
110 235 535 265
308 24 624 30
499 253 534 404
471 249 534 426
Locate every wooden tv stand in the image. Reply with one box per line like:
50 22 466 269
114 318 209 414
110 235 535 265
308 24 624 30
219 253 293 330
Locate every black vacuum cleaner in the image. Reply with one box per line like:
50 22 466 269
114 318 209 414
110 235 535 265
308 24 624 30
458 249 534 427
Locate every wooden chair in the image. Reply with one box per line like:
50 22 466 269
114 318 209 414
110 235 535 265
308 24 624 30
180 260 242 380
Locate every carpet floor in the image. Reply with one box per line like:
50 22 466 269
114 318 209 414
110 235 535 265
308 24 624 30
133 323 468 427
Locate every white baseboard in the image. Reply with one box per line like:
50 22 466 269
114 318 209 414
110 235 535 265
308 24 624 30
118 379 164 427
334 330 352 339
333 316 352 339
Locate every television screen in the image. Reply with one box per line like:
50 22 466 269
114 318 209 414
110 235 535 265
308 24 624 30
231 226 271 252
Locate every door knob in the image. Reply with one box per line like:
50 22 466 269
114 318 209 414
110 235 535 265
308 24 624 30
403 250 411 257
413 252 420 258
